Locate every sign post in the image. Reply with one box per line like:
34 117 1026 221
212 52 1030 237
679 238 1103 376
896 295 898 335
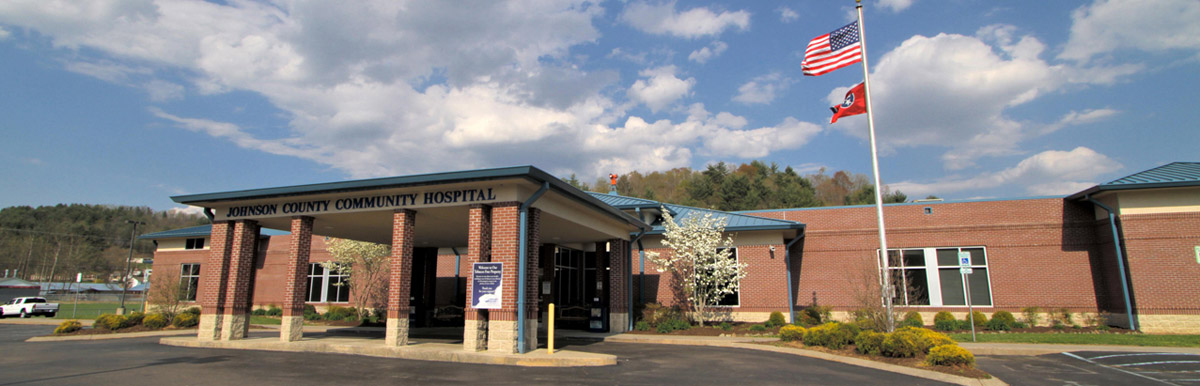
72 273 81 319
959 252 975 342
471 262 503 310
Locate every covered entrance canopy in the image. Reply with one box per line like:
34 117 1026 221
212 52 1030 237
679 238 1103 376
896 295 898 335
172 165 648 354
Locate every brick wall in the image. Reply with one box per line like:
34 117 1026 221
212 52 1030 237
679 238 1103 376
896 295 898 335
1120 212 1200 315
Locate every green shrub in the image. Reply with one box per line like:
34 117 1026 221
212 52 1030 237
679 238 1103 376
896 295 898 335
855 330 886 356
656 318 691 334
252 308 267 316
1021 307 1042 327
635 321 651 331
1054 308 1075 326
749 324 767 333
803 322 857 349
933 311 955 324
881 327 955 358
173 312 199 328
95 314 128 330
324 305 358 321
956 320 973 330
182 307 201 316
124 312 145 327
766 311 787 327
267 306 283 317
642 303 683 326
901 311 924 328
780 325 806 342
143 313 169 329
927 344 975 367
987 311 1017 331
969 311 988 327
934 318 959 332
54 320 83 334
719 322 733 331
802 305 832 325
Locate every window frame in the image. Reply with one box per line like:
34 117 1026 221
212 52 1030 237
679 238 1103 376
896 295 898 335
709 247 741 308
179 263 201 302
306 262 350 303
184 238 206 250
881 246 993 307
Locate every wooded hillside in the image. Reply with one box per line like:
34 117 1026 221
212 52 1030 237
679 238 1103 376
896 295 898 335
0 204 208 283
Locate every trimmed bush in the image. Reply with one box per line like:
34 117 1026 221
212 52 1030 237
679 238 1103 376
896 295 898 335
718 322 733 331
969 311 988 327
635 321 651 331
267 306 283 317
803 322 857 349
642 303 683 327
933 311 955 324
252 308 267 316
927 344 975 367
780 325 806 342
325 305 358 321
987 311 1017 331
656 318 690 334
124 312 145 327
182 307 201 316
143 313 169 329
54 320 83 334
855 330 886 356
173 312 199 328
802 305 832 325
901 311 924 328
749 324 767 333
934 318 959 332
882 327 954 358
95 314 128 330
766 311 787 328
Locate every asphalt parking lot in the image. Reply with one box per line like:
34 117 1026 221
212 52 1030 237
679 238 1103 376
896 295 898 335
979 351 1200 386
0 325 951 386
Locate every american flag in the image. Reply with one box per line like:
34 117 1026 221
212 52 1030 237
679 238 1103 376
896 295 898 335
801 22 862 76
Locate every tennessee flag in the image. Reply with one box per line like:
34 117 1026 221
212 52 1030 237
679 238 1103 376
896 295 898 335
830 82 867 123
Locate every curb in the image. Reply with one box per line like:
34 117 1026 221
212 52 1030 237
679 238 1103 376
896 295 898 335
26 329 197 342
959 342 1200 356
0 318 94 327
160 336 616 367
604 335 1005 386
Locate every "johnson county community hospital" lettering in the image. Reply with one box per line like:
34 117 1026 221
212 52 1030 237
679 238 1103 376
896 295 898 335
224 188 497 219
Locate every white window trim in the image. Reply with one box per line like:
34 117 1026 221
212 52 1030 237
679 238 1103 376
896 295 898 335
179 263 201 302
881 246 994 308
306 262 350 303
710 247 741 308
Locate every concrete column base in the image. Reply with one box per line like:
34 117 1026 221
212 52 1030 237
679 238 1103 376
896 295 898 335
220 313 249 340
385 317 410 347
487 319 518 354
198 314 223 341
609 312 629 333
522 318 538 352
463 317 488 351
280 315 304 342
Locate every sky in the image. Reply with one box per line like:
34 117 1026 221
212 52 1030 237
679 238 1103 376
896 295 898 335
1 0 1197 214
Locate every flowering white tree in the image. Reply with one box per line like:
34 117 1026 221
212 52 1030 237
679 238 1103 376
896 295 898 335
324 238 391 320
646 208 746 326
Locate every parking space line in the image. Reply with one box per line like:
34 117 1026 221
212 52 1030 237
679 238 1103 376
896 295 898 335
1091 353 1200 360
1114 361 1200 367
1063 352 1182 386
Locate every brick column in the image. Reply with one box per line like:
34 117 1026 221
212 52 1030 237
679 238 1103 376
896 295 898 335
608 238 631 333
221 220 259 340
385 209 416 347
463 204 491 351
487 202 520 353
521 208 541 352
281 216 313 342
197 221 234 341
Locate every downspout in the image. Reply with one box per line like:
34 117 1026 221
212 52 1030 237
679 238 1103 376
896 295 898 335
451 247 462 305
517 182 549 354
783 230 805 324
635 208 646 305
203 208 215 223
1087 195 1138 331
629 228 647 332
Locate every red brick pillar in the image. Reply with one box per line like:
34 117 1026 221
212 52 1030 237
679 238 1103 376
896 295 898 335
608 238 631 332
521 208 541 352
487 202 521 353
197 220 234 340
463 204 491 351
281 216 313 342
385 209 416 347
221 220 259 340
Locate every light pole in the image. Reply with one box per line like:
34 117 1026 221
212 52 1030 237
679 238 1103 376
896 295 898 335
117 220 145 315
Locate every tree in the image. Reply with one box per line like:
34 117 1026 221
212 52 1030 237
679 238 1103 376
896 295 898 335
324 238 392 319
148 270 184 320
645 208 746 326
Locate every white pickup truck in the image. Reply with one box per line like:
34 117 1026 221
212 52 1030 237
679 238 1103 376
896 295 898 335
0 297 59 318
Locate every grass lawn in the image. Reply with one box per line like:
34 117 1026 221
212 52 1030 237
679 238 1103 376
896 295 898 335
250 316 281 325
53 302 148 319
949 332 1200 347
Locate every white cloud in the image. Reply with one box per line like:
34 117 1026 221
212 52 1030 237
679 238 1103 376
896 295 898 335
143 79 185 102
891 147 1122 198
1060 0 1200 63
688 41 727 64
168 206 206 216
620 1 750 38
0 26 10 40
733 72 789 105
778 7 799 23
627 66 695 112
878 0 915 12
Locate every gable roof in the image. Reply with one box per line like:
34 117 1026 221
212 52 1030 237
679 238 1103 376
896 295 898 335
138 224 290 240
1068 162 1200 200
588 192 804 235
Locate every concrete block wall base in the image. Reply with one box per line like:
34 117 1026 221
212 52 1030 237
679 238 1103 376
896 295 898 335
463 318 487 351
385 317 410 347
522 318 538 352
280 316 304 342
198 314 222 341
609 313 629 333
487 320 518 354
220 313 249 340
1138 314 1200 334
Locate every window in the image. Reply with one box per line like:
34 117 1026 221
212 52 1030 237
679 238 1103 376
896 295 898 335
306 263 349 303
711 248 740 307
179 263 201 301
185 238 206 250
885 247 992 307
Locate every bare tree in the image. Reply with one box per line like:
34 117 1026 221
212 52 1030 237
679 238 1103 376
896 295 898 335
148 269 184 320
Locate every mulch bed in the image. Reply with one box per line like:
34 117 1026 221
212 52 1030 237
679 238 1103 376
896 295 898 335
770 341 992 379
627 322 781 336
54 325 198 336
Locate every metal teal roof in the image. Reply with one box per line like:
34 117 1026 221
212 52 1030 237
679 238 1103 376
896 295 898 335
138 224 290 240
1068 162 1200 200
587 192 803 235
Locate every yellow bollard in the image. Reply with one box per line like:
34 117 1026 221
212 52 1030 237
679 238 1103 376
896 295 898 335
548 303 555 355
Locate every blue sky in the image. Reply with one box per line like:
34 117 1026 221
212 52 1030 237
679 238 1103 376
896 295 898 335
1 0 1197 213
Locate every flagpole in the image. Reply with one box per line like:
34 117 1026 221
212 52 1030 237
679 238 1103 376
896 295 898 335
855 0 894 332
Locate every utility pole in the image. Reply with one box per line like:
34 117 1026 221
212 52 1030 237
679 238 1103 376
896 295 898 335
117 220 145 315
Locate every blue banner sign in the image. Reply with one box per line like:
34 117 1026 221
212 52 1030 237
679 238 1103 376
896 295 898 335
472 262 504 309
